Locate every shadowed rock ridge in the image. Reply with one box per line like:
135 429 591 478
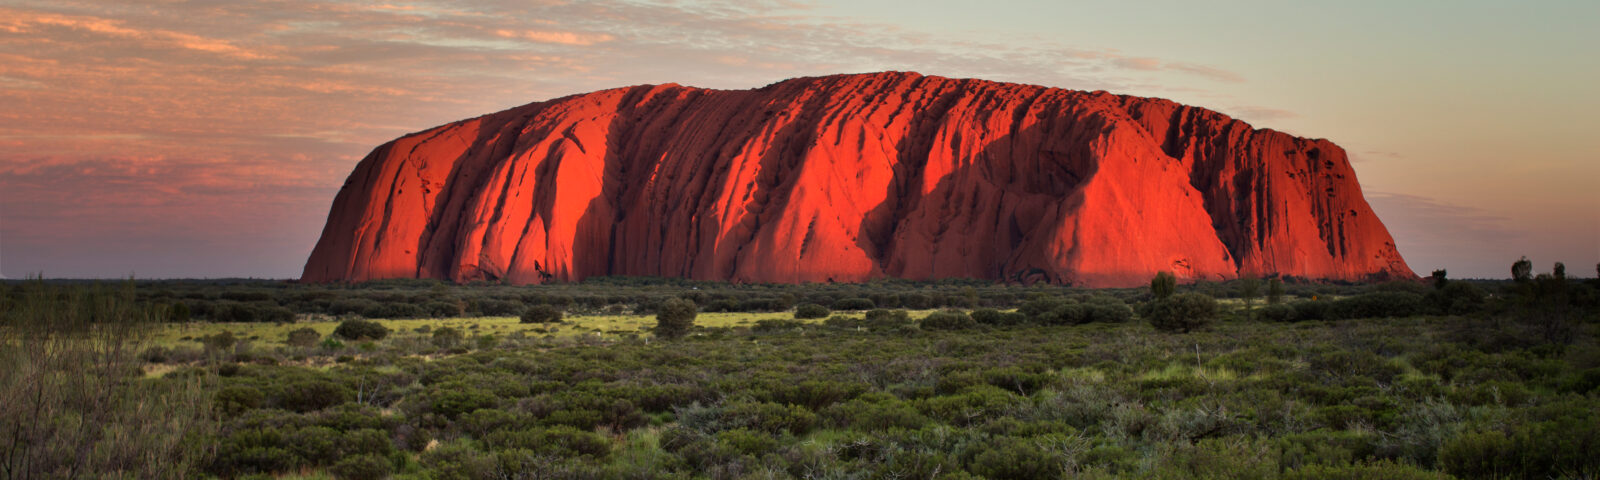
301 72 1414 287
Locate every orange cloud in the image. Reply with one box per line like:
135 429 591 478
494 28 616 46
0 8 276 60
0 0 1264 278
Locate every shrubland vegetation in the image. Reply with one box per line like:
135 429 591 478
1 262 1597 479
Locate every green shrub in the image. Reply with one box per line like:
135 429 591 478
171 301 192 322
722 401 818 435
286 426 342 465
1282 460 1451 480
1040 303 1087 325
421 439 497 480
970 308 1026 326
918 385 1019 425
1276 429 1378 470
1426 281 1488 315
203 331 238 351
213 428 305 476
1309 350 1404 384
823 393 928 431
921 310 977 330
285 327 320 348
334 318 389 341
864 309 913 330
483 425 611 458
710 428 776 457
520 304 562 324
1257 303 1296 322
330 453 391 480
1328 292 1425 319
216 385 265 415
1152 271 1177 300
794 303 830 319
432 326 464 349
1082 296 1133 323
1144 293 1218 333
278 379 352 413
1440 419 1600 479
422 383 497 419
1019 297 1069 322
752 319 805 333
1291 301 1330 321
831 297 875 311
653 298 697 339
966 436 1061 480
138 346 171 363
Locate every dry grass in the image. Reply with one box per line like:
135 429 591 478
149 309 947 349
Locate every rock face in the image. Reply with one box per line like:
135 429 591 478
302 72 1414 287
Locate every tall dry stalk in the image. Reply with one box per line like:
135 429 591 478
0 279 215 479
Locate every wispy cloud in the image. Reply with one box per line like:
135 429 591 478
494 28 615 46
0 0 1251 278
1228 105 1300 123
0 8 278 60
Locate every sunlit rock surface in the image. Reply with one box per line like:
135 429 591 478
302 72 1413 287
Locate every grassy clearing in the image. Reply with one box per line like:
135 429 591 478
149 310 948 349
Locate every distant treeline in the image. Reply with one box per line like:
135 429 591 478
3 273 1597 324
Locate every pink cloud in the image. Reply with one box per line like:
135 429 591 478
494 28 615 46
0 0 1260 278
0 8 277 60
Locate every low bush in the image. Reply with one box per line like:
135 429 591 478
970 308 1025 326
1144 293 1218 333
521 304 562 324
1282 460 1452 480
330 453 392 480
831 297 876 311
1291 300 1330 321
921 310 977 330
1439 419 1600 479
1328 292 1425 320
432 327 464 349
753 319 805 333
286 327 321 348
794 303 830 319
1257 303 1296 322
203 331 238 351
334 319 389 341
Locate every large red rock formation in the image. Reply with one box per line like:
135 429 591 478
302 72 1413 287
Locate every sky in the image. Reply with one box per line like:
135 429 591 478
0 0 1595 280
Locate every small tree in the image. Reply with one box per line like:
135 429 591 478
1553 262 1566 280
285 327 321 348
1151 271 1177 300
1431 269 1448 289
1267 278 1285 305
1512 256 1533 283
1145 293 1218 333
653 298 698 339
1238 274 1261 320
520 304 563 324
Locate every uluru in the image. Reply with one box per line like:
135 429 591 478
301 72 1414 287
